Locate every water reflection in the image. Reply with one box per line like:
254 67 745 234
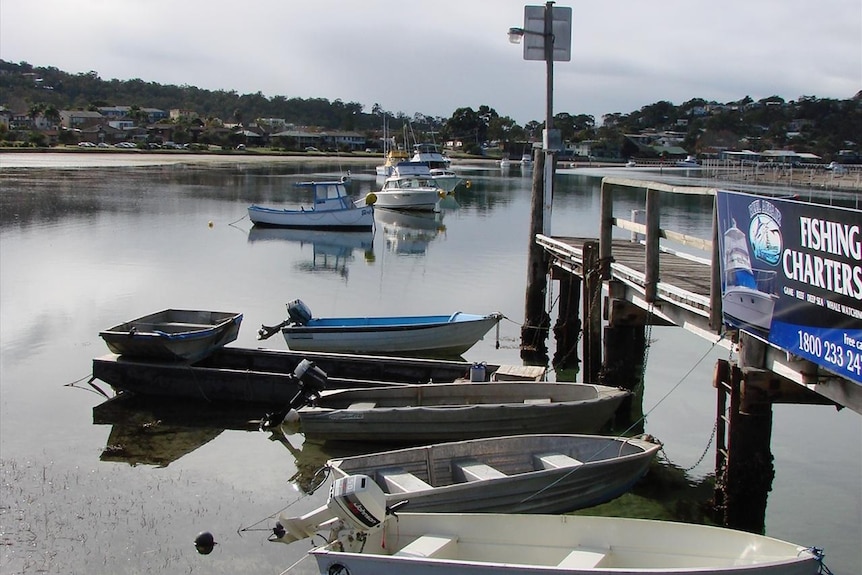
376 208 446 255
247 226 375 278
90 394 398 487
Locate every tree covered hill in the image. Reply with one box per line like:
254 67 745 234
1 59 860 160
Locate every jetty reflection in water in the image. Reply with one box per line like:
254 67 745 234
376 207 446 255
91 394 396 491
247 225 375 278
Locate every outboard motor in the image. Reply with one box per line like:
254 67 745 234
257 299 313 340
292 358 327 398
259 359 328 430
326 475 388 532
286 299 312 325
270 475 388 544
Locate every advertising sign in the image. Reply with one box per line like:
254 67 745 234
716 190 862 385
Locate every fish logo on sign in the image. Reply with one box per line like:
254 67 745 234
747 200 783 266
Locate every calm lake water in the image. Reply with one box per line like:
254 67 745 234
0 153 859 574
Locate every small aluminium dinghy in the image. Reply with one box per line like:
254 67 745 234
271 475 826 575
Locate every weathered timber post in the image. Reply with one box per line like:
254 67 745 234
521 149 550 360
582 241 602 383
552 266 581 372
644 187 660 302
601 279 646 431
715 334 775 534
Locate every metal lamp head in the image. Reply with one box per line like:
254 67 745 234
508 27 524 44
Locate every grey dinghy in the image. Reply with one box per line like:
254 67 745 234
291 382 629 443
326 433 662 514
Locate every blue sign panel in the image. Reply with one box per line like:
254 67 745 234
716 191 862 385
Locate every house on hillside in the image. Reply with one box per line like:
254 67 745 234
60 110 103 128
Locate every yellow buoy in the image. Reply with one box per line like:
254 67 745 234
208 221 214 228
465 180 472 189
365 192 378 205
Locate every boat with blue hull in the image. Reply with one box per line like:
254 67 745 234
260 299 502 357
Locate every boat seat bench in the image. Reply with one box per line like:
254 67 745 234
533 452 584 470
377 467 432 493
557 548 607 568
452 459 507 482
346 402 376 410
394 534 457 558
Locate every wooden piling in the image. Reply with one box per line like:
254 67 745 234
521 149 550 360
713 356 774 534
552 267 581 371
582 240 602 383
601 324 646 431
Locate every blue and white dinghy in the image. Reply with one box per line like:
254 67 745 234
259 299 503 357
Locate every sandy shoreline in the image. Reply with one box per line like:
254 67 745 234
2 151 859 193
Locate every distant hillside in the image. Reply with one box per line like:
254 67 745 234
2 59 860 160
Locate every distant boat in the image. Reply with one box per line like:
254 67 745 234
290 381 630 443
248 179 374 230
99 309 242 362
373 163 446 211
272 475 824 575
375 148 410 177
675 155 700 168
520 152 533 168
375 116 410 177
262 299 503 357
499 157 512 169
325 433 662 513
410 142 452 170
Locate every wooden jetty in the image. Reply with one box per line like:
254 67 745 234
533 176 861 414
524 174 861 534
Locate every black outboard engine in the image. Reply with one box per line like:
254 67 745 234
260 359 328 430
292 358 327 398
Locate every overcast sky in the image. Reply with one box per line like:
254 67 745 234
2 0 860 125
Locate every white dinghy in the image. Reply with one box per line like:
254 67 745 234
271 475 825 575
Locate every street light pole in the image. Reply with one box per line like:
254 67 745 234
510 2 572 360
544 0 554 135
543 1 555 238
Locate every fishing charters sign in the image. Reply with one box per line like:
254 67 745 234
716 190 862 385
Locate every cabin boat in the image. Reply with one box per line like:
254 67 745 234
373 163 446 211
675 155 700 168
248 179 374 230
